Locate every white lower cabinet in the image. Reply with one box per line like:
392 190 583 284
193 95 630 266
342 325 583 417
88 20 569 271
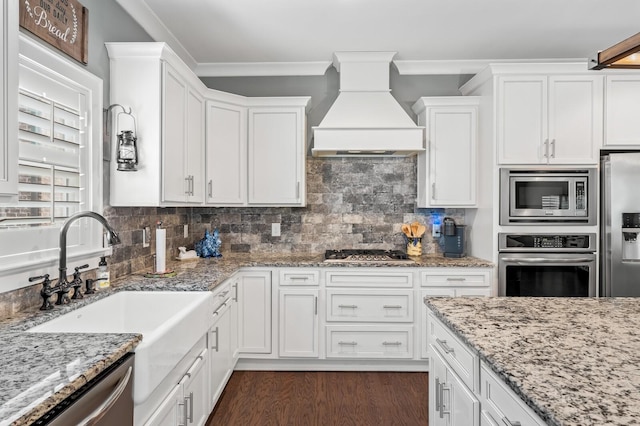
145 348 209 426
427 306 545 426
278 289 319 357
326 325 413 359
238 271 272 354
430 346 480 426
209 297 232 407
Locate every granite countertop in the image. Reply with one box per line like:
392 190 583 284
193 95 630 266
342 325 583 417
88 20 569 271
0 252 492 425
424 297 640 426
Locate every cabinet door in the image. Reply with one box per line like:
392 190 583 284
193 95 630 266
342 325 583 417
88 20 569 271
428 107 477 206
205 101 247 205
144 383 181 426
248 107 305 205
186 88 205 203
0 0 17 197
547 76 602 164
183 349 209 426
430 348 480 426
278 289 319 357
497 76 547 164
162 62 188 203
209 304 231 407
605 75 640 146
238 271 272 353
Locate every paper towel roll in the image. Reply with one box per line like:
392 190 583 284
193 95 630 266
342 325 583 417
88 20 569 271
156 228 166 273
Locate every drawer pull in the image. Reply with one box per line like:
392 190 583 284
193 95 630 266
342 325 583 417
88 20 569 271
383 305 403 309
218 290 229 298
446 277 466 282
436 338 455 354
502 418 522 426
440 384 451 418
289 276 309 281
338 341 358 346
382 341 402 346
338 304 358 309
435 378 442 412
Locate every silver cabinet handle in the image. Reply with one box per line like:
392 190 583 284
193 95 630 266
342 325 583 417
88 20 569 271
208 179 213 198
233 282 238 302
185 176 191 195
338 304 358 309
211 326 219 351
289 276 309 281
296 181 300 199
446 277 466 282
382 341 402 346
314 296 318 315
502 418 522 426
218 290 230 298
383 305 403 309
187 392 194 423
432 182 436 199
550 139 556 158
543 139 549 159
440 384 450 418
436 338 454 354
338 341 358 346
435 378 442 413
179 399 187 426
77 366 133 426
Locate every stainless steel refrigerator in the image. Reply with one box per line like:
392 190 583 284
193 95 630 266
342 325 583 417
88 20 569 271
601 152 640 296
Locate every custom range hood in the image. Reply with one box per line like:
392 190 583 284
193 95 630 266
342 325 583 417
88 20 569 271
311 52 424 157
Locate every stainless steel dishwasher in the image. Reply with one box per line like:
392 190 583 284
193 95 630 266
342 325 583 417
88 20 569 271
33 353 135 425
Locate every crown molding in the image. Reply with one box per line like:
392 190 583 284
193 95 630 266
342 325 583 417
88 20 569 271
393 58 588 75
194 61 333 77
114 0 197 70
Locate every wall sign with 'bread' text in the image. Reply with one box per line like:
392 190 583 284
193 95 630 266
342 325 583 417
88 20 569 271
19 0 89 64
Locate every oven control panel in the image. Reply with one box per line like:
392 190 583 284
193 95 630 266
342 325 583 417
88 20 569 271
498 233 596 252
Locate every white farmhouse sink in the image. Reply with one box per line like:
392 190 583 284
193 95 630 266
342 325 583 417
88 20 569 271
27 291 213 404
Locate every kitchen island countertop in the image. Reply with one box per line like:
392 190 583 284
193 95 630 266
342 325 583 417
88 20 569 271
0 252 491 425
425 297 640 426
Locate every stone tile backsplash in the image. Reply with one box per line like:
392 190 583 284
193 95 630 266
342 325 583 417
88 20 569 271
104 157 464 280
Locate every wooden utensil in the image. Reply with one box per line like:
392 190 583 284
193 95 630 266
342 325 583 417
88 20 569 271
402 224 412 237
416 224 426 237
410 222 420 238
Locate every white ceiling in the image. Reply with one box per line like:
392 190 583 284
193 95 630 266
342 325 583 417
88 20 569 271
116 0 640 76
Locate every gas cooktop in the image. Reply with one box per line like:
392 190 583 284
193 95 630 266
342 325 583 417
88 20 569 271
323 249 414 263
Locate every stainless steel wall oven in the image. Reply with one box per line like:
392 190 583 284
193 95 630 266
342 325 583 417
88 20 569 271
500 168 596 225
498 233 597 297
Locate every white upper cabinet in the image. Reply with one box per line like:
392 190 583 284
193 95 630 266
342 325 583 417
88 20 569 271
107 43 206 206
108 43 310 207
0 0 18 198
162 62 205 204
604 75 640 146
205 100 247 205
412 97 479 207
497 74 603 165
248 103 308 206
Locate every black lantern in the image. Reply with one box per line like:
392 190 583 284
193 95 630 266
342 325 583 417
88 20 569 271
116 130 138 171
107 104 139 172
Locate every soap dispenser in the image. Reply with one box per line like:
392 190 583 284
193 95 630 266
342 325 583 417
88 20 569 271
96 256 110 289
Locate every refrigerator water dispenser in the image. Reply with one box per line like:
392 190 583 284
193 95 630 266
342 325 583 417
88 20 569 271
622 213 640 262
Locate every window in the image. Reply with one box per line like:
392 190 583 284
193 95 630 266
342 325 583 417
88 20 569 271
0 35 104 292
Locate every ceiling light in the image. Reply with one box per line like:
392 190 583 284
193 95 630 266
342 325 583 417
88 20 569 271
590 32 640 70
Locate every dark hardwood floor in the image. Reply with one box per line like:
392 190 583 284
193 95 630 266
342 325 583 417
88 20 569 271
206 371 428 426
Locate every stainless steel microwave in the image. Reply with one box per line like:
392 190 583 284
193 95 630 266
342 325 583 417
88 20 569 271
500 168 596 225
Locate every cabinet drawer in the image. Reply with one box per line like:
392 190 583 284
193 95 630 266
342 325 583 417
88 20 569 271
480 362 545 426
326 326 413 359
422 270 489 287
428 312 477 390
326 290 413 322
325 271 413 288
279 269 320 286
